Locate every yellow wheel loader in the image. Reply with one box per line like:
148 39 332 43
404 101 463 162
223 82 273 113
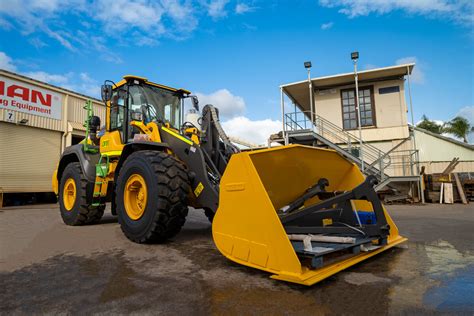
52 75 406 286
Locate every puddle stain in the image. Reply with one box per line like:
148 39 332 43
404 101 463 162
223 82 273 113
423 265 474 312
385 240 474 313
343 272 392 285
421 240 474 312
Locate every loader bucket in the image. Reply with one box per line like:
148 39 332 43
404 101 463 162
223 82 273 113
212 144 407 286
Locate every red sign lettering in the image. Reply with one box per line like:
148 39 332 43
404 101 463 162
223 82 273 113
31 90 52 106
0 80 52 107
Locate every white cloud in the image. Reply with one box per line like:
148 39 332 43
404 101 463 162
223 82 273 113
235 3 256 14
319 0 473 26
79 72 94 83
134 35 160 47
28 37 48 49
161 0 198 33
93 0 165 33
24 71 69 84
0 0 83 49
44 27 75 51
0 52 17 71
222 116 282 145
196 89 246 119
85 36 123 64
320 22 334 30
67 72 101 97
396 56 424 84
0 0 200 59
457 106 474 143
457 106 474 123
21 69 100 98
205 0 230 19
0 17 13 29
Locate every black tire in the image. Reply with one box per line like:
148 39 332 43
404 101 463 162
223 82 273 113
59 162 104 226
116 151 190 243
204 208 214 223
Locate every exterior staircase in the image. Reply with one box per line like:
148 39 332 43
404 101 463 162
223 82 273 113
273 111 421 193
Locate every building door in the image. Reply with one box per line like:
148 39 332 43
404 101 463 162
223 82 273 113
0 122 61 193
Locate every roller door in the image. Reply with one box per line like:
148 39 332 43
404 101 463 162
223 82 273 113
0 122 61 193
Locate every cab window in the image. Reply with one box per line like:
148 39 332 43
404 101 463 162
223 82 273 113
110 88 126 131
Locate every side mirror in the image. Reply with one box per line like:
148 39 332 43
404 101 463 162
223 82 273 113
101 84 113 102
191 96 199 111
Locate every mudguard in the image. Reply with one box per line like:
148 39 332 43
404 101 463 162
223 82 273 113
56 144 100 184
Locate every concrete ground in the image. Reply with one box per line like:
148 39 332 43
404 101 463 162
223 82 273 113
1 203 473 315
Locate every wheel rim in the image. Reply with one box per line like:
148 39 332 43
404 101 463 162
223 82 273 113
124 174 148 220
63 178 76 211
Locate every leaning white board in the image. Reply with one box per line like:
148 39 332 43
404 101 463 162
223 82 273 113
443 183 454 204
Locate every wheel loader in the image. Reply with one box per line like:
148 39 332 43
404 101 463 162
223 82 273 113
52 75 406 286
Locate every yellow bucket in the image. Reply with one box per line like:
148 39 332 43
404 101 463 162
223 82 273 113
212 144 407 286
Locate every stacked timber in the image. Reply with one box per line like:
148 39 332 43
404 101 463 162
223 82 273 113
424 172 472 204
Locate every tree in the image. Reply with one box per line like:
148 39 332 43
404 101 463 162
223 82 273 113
443 116 473 143
417 115 443 134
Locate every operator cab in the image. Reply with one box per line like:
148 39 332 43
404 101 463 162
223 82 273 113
102 75 192 144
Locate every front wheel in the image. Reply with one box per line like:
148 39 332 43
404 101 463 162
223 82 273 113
59 162 104 225
116 151 190 243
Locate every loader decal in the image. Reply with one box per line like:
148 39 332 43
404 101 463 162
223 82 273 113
194 182 204 197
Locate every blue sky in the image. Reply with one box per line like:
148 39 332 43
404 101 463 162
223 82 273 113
0 0 473 144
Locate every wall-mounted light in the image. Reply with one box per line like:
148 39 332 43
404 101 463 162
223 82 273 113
19 118 29 124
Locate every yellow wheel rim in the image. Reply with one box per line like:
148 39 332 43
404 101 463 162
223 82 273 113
63 178 76 211
124 174 148 220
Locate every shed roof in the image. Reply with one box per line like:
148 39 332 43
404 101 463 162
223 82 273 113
281 63 414 113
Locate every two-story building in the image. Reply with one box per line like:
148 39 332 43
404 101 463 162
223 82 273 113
275 63 473 199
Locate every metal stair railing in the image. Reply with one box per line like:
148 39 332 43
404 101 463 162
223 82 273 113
284 111 392 180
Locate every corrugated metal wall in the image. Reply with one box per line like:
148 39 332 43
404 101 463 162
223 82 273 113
0 107 63 132
420 161 474 174
0 122 61 192
68 95 105 126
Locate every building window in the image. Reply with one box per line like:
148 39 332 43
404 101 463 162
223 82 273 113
379 86 400 94
341 86 375 129
341 89 357 129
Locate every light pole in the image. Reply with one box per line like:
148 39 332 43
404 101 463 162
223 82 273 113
351 51 364 172
304 61 315 124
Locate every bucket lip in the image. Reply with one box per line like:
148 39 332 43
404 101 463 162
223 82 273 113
247 144 338 156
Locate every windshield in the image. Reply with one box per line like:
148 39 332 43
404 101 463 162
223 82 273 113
128 84 181 128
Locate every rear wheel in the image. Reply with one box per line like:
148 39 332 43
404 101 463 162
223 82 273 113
204 208 215 223
116 151 190 243
59 162 104 225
